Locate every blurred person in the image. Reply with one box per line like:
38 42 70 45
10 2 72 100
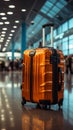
15 59 19 71
5 59 10 71
65 55 72 74
9 60 14 71
19 59 23 70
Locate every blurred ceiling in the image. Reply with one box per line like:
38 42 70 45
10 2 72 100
0 0 73 52
0 0 45 51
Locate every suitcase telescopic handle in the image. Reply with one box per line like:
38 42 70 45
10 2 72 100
42 23 54 47
42 23 54 28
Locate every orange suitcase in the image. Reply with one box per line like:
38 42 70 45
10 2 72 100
21 23 64 109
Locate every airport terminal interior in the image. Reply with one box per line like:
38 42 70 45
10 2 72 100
0 0 73 130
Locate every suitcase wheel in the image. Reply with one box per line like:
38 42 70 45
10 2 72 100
36 103 48 110
39 100 51 110
36 103 41 109
21 97 26 105
58 98 63 110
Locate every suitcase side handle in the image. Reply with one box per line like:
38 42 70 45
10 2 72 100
58 67 62 91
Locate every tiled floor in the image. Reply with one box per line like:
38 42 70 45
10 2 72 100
0 71 73 130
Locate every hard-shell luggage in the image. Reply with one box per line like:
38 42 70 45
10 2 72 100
21 23 64 109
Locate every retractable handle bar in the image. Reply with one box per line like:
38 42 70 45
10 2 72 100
42 23 54 28
42 23 54 47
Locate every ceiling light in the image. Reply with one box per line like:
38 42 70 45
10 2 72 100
7 39 10 42
9 34 13 36
1 17 7 20
1 37 4 40
4 0 10 1
31 21 34 25
2 47 6 51
1 34 5 37
7 12 13 15
0 13 6 16
2 28 7 31
4 21 10 24
2 31 6 34
6 41 9 44
15 20 19 23
6 42 9 44
13 26 17 28
8 37 11 39
21 9 26 12
0 45 1 49
9 5 15 8
0 39 4 42
5 44 8 47
11 30 15 33
0 22 3 25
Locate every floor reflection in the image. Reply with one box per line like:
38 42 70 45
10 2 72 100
22 107 73 130
0 71 22 88
0 71 73 130
63 74 73 126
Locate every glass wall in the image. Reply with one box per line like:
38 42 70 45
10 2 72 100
46 17 73 56
69 34 73 55
62 37 68 55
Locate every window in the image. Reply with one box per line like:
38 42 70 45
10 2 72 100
69 41 73 49
57 26 62 34
62 22 68 32
69 18 73 29
54 29 57 37
62 37 68 50
63 50 68 55
54 41 59 49
69 49 73 54
62 42 68 50
69 35 73 51
69 34 73 40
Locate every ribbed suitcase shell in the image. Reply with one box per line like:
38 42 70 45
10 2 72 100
22 47 64 106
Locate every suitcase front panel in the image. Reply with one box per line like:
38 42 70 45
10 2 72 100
22 48 64 105
32 49 48 102
32 48 53 102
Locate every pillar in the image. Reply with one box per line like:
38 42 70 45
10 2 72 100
21 22 26 58
12 37 15 60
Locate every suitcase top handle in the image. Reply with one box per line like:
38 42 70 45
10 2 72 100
42 23 54 28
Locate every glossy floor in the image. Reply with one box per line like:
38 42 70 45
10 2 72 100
0 71 73 130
